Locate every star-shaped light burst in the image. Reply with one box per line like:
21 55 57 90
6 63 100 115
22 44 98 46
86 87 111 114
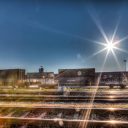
79 11 128 128
89 21 128 69
81 30 128 128
85 11 128 70
105 41 116 52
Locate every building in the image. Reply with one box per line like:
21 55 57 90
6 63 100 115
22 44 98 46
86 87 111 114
95 71 128 85
0 69 25 86
27 66 56 85
58 68 95 87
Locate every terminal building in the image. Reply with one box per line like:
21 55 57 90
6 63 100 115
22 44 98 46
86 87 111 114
58 68 95 87
0 69 25 86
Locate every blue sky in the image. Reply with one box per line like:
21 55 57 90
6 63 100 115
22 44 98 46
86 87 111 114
0 0 128 73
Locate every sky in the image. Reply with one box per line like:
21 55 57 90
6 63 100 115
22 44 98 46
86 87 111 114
0 0 128 73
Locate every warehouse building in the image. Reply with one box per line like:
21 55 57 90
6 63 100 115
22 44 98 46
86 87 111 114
0 69 25 86
96 71 128 85
58 68 95 87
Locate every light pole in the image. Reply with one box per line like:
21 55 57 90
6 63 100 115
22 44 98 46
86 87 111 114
124 59 127 72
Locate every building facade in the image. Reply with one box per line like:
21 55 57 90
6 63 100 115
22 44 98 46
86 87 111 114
58 68 95 87
27 66 56 85
0 69 25 86
95 71 128 85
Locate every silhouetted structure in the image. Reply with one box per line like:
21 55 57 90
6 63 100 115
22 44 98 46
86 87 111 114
96 71 128 86
0 69 25 86
27 66 56 85
58 68 95 87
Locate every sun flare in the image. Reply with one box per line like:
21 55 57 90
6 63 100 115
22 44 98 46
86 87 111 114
105 42 115 52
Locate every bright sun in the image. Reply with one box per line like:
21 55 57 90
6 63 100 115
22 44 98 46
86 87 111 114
105 42 115 51
91 33 128 69
88 14 128 70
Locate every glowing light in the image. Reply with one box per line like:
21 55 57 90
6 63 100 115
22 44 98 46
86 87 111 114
109 120 117 124
108 108 115 111
92 36 121 58
109 96 115 99
59 120 64 126
89 15 128 70
75 108 80 112
109 90 116 94
105 42 115 52
53 118 58 122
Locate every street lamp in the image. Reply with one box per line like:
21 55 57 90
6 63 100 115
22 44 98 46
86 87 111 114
124 59 127 72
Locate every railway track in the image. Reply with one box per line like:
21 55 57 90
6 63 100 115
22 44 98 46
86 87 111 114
0 88 127 127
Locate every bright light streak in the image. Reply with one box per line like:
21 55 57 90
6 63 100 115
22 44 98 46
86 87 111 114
109 95 115 99
111 48 121 67
114 35 128 45
111 20 120 43
79 49 109 128
108 108 115 111
109 120 117 124
108 96 116 101
92 48 107 56
109 90 116 94
54 118 59 122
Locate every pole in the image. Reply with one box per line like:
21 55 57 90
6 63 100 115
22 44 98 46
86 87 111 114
123 59 127 88
124 59 127 72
